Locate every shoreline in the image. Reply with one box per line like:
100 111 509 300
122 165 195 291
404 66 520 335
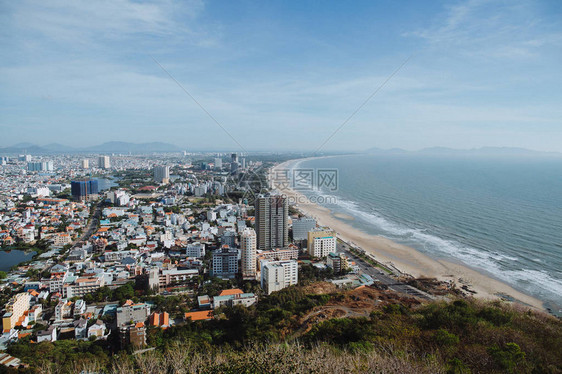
271 158 545 311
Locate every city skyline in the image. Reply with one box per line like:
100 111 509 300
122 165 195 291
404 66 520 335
1 0 561 152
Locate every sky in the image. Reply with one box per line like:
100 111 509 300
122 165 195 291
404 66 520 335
1 0 561 152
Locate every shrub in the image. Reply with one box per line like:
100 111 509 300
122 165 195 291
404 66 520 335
434 329 460 346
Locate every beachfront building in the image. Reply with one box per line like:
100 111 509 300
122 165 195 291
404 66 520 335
261 260 298 295
255 193 288 250
307 228 337 258
256 246 299 270
240 228 257 279
327 252 350 274
292 217 317 241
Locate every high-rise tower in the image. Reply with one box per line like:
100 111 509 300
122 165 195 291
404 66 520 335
255 193 288 250
240 228 257 279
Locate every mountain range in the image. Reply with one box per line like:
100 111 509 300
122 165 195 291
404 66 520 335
364 146 562 158
0 141 182 154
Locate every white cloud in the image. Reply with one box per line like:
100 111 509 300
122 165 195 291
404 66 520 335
2 0 213 50
406 0 562 60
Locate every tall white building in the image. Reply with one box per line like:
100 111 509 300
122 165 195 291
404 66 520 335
154 166 170 184
27 161 54 172
81 159 89 169
98 156 110 169
112 190 130 206
261 260 298 295
307 228 337 258
240 228 257 279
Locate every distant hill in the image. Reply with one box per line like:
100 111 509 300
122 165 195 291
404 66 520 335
0 141 181 154
11 142 37 149
365 146 562 158
43 143 77 152
0 144 48 154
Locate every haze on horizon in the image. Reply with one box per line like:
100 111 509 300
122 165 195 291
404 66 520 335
1 0 561 153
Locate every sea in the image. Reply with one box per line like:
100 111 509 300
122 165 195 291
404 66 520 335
288 154 562 315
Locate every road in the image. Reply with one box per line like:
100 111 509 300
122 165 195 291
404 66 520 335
337 241 433 300
70 201 102 250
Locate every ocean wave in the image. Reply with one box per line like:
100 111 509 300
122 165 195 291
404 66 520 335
501 269 562 297
308 189 562 304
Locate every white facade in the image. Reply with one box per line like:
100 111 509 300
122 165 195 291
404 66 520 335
240 228 257 279
185 242 205 258
112 190 130 206
98 156 110 169
62 277 104 299
311 236 337 258
307 228 337 258
261 260 298 295
27 186 50 197
212 247 239 278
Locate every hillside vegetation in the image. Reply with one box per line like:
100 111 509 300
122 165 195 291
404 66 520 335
4 287 562 374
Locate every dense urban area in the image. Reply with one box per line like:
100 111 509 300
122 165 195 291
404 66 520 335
0 151 560 373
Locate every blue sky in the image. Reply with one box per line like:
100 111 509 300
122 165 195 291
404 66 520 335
1 0 561 152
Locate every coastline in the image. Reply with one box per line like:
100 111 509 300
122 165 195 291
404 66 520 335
271 158 545 311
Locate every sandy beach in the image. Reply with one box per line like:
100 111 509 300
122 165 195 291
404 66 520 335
272 158 545 311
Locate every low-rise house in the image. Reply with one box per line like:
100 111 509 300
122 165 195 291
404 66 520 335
148 312 169 328
212 290 257 309
54 299 72 321
36 326 57 343
28 305 42 323
0 353 21 368
88 320 107 339
116 301 150 327
73 299 86 317
74 318 88 340
184 310 213 322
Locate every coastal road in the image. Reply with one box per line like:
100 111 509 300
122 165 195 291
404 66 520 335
337 241 433 300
